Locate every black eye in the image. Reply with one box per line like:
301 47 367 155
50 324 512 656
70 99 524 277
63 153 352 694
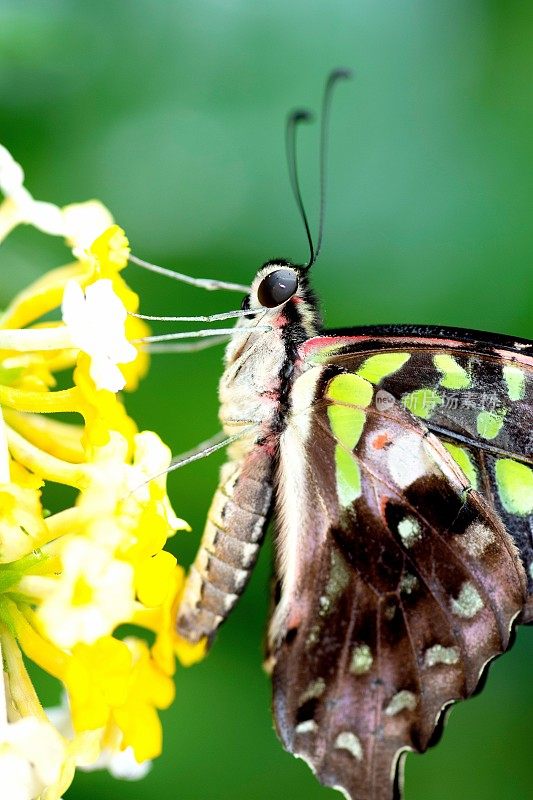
257 268 298 308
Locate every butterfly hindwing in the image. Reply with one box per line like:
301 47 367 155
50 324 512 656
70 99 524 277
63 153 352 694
269 328 530 800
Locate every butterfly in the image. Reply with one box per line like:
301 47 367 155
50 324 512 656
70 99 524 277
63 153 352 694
135 70 533 800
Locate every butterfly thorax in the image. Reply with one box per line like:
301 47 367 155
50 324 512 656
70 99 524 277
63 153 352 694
220 265 319 438
176 262 321 645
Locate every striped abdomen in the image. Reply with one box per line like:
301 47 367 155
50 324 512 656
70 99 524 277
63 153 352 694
176 444 273 644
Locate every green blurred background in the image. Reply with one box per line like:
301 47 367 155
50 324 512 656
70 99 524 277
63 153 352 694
1 1 532 798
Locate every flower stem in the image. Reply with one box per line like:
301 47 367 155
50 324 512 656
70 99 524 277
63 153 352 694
7 602 67 681
0 326 74 352
0 262 87 330
0 641 7 729
0 384 82 414
43 507 85 542
3 408 84 464
0 406 10 483
5 425 89 488
0 629 47 720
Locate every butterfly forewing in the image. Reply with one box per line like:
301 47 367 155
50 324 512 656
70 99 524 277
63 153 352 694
303 331 533 604
269 329 531 800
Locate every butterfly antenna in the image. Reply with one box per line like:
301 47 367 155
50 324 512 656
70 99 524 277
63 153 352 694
286 108 315 267
312 67 352 266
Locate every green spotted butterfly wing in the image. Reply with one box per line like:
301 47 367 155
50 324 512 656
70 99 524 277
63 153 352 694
268 325 532 800
309 326 533 615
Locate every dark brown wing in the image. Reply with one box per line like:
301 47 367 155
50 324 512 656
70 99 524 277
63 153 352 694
268 330 530 800
302 327 533 616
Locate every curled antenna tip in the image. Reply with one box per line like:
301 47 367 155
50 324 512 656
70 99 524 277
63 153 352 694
285 69 352 270
330 67 353 81
289 108 314 123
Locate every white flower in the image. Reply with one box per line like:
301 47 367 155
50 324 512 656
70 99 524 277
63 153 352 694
37 537 135 648
0 716 66 800
0 144 64 237
61 278 137 392
82 744 152 781
0 144 25 196
62 201 114 258
129 431 190 531
0 144 114 252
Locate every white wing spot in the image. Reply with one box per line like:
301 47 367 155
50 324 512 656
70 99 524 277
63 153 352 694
334 731 363 760
460 522 495 558
299 678 326 704
314 552 351 621
450 582 484 618
295 720 318 735
326 549 351 600
319 595 331 614
397 516 422 547
387 432 435 488
384 690 417 716
424 644 460 667
306 624 321 649
399 573 419 594
349 644 373 675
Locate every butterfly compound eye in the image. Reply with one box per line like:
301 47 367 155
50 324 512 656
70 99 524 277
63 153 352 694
257 268 298 308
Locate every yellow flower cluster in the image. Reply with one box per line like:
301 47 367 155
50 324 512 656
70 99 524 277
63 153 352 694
0 145 205 799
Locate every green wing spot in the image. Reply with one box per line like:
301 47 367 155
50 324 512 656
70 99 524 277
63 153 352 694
495 459 533 515
309 344 343 365
433 354 471 390
476 409 505 440
356 352 410 385
503 365 526 401
443 442 478 489
335 445 361 507
327 405 366 450
402 388 443 419
326 373 373 408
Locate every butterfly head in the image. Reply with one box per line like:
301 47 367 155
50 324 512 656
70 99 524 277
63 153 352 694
241 259 320 339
